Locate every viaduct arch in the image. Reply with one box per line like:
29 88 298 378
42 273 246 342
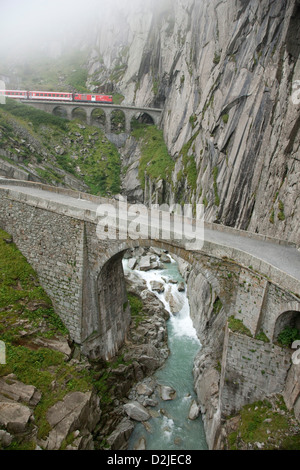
21 100 162 133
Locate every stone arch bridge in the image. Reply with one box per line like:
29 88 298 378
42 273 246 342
0 180 299 439
21 99 162 133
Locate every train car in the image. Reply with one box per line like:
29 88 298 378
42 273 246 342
73 93 113 103
28 91 73 101
0 90 28 99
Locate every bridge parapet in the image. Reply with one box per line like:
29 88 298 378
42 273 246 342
0 179 300 359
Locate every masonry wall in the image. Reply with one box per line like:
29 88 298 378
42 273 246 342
220 327 292 417
0 197 85 343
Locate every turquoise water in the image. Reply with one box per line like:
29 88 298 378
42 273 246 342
124 257 208 451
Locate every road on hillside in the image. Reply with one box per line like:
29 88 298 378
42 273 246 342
1 183 300 282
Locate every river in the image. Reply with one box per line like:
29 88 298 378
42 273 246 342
123 255 208 451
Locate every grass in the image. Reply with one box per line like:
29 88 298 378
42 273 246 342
1 99 67 131
227 396 299 450
128 293 145 327
0 101 122 196
178 130 200 193
213 298 223 315
212 166 220 206
132 124 174 189
228 316 253 337
0 229 93 445
255 330 270 343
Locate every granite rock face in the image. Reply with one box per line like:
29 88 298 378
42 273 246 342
88 0 300 245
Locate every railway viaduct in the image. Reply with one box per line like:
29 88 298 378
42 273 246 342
0 179 299 433
21 99 163 133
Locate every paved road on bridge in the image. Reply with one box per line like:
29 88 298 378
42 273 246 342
1 183 300 282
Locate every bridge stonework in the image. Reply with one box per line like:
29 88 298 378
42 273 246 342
21 100 162 133
0 180 299 445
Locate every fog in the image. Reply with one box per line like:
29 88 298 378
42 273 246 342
0 0 108 56
0 0 170 59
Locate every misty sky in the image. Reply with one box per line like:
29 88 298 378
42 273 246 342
0 0 127 57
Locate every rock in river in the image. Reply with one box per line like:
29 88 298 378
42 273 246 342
123 401 150 422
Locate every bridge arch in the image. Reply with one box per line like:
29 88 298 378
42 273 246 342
130 112 155 131
111 109 126 133
91 108 106 129
52 106 68 119
71 107 88 123
84 238 221 360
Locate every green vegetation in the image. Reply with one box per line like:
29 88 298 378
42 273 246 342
189 114 197 129
0 101 121 196
132 124 174 189
227 396 299 450
213 53 221 65
2 99 67 131
128 293 145 327
228 316 253 337
0 51 90 93
255 330 270 343
0 229 93 443
277 327 300 347
278 200 285 221
178 131 200 194
66 68 89 93
112 93 125 105
222 113 229 124
212 166 220 206
111 110 126 134
213 298 223 315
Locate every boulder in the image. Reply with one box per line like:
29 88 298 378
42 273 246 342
107 418 134 450
31 336 72 359
160 254 171 263
159 385 176 401
123 401 150 422
44 391 101 450
139 256 152 271
0 430 13 448
133 436 146 450
188 400 200 420
128 258 137 270
165 286 185 314
150 280 165 294
136 383 154 397
0 375 41 406
149 247 163 256
0 398 32 434
177 282 186 292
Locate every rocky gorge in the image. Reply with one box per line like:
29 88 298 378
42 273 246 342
0 0 299 452
88 0 300 245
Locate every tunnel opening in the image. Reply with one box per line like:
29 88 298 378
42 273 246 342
274 310 300 347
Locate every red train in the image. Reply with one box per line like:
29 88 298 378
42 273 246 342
0 89 113 104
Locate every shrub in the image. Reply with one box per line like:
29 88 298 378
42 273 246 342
277 327 300 347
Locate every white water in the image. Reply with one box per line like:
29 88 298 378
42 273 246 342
123 255 208 450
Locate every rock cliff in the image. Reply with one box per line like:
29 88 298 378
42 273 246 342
88 0 300 245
